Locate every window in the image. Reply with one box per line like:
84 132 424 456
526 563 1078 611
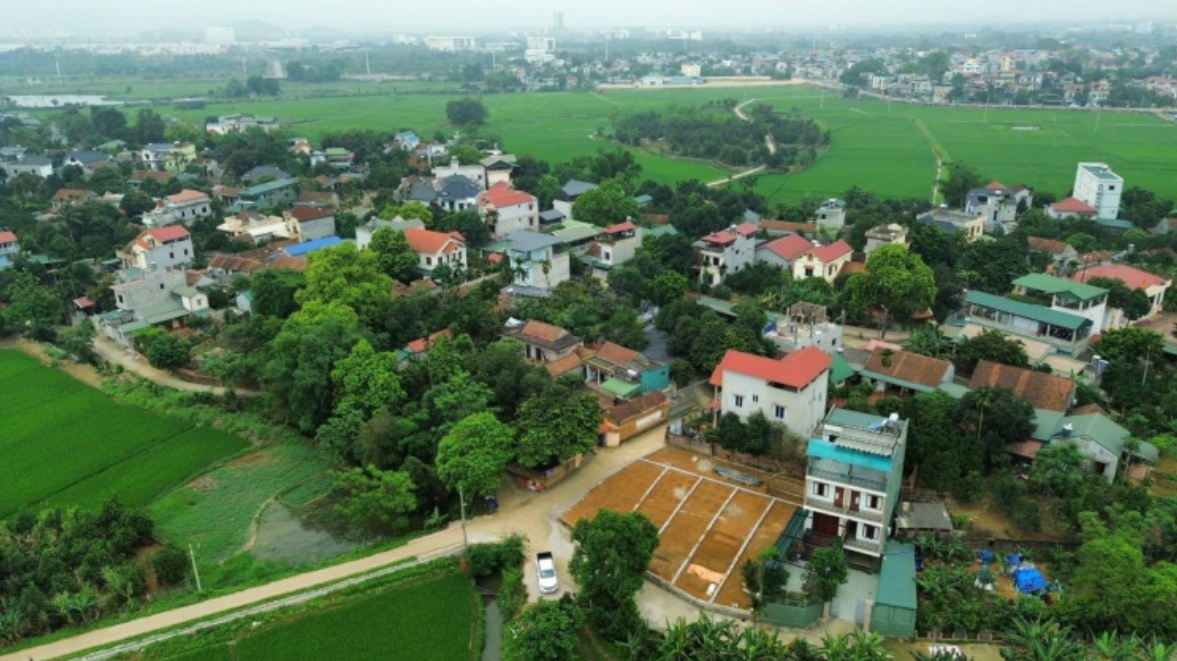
169 252 174 259
159 284 165 290
752 394 758 403
734 395 744 408
425 257 432 266
184 249 189 256
861 524 880 541
811 482 829 498
117 294 124 304
865 494 882 511
774 405 786 420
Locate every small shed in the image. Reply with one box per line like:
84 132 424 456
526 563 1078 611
871 540 918 638
894 502 954 535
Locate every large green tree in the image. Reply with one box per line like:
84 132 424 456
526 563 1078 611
570 509 660 617
331 339 406 415
503 597 583 661
957 386 1035 463
956 329 1030 375
296 243 393 330
368 227 422 285
331 465 417 532
445 98 487 126
436 412 514 499
514 378 601 469
1086 276 1152 321
572 179 640 226
845 245 935 338
250 269 306 319
2 276 65 340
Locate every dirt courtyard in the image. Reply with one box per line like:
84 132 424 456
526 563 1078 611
562 446 803 610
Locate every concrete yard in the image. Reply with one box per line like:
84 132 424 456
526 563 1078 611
562 446 805 610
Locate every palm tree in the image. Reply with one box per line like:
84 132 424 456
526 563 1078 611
904 324 952 359
1089 631 1136 661
540 258 552 286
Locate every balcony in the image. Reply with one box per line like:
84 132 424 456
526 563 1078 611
808 463 888 493
805 497 885 524
843 535 884 556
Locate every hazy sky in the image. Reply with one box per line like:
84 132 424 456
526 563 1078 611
6 0 1174 36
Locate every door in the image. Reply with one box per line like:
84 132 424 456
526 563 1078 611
813 512 839 536
834 487 845 509
850 491 861 512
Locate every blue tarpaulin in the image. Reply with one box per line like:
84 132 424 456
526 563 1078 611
1014 568 1049 594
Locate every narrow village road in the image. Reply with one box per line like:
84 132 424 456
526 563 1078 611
91 335 260 397
706 98 775 188
2 426 672 661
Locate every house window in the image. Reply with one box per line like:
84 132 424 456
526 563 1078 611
865 494 882 511
117 294 124 304
752 394 758 403
811 482 829 498
860 524 880 541
734 395 744 408
184 249 189 256
426 257 432 266
159 284 165 290
169 252 175 259
774 405 786 420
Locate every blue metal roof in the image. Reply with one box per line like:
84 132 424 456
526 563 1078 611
283 236 343 257
806 440 894 473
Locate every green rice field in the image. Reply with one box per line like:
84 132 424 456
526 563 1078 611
0 350 248 517
156 84 1175 203
154 570 479 660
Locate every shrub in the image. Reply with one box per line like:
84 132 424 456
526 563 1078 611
153 543 190 586
498 567 526 621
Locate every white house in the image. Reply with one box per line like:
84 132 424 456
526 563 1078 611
587 220 641 274
478 183 538 238
503 231 570 293
1073 162 1123 220
864 224 908 255
1073 264 1171 321
755 234 814 269
1047 197 1099 220
693 223 759 286
792 239 852 283
1 153 53 181
815 199 847 229
403 228 467 275
118 226 195 270
144 189 213 226
709 346 833 439
1013 273 1111 333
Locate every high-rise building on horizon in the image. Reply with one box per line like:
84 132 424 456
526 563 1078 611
554 12 564 34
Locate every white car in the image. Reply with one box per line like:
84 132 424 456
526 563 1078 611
536 552 559 594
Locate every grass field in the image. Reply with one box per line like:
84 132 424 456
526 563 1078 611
0 350 248 518
150 84 1176 203
154 570 479 660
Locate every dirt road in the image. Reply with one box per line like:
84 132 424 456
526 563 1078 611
91 336 259 397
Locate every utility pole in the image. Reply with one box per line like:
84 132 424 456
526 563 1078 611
188 544 203 592
458 483 469 550
365 50 371 75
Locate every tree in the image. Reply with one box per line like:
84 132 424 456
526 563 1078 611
570 509 660 615
296 243 394 329
957 386 1035 462
331 340 406 415
368 227 421 284
1093 327 1165 366
134 109 167 144
446 98 487 126
504 597 583 661
135 327 189 371
436 413 514 499
572 179 640 226
1085 276 1151 321
807 539 849 603
58 321 96 363
845 244 935 338
152 544 189 587
515 378 601 469
3 276 64 340
651 271 689 306
942 162 985 208
251 269 306 319
532 174 560 210
904 324 952 359
956 329 1030 374
332 465 417 533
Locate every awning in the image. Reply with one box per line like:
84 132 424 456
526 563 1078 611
600 377 642 399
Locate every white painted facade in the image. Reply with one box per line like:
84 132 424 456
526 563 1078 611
716 369 829 440
1073 162 1123 220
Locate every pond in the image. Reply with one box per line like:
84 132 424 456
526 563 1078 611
4 94 122 108
251 501 357 566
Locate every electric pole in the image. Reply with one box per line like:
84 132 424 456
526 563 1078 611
458 484 469 550
188 544 203 592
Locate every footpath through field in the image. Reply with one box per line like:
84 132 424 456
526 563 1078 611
1 427 672 661
90 335 261 397
705 98 775 188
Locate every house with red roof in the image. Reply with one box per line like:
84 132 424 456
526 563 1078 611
1074 264 1171 319
51 188 97 210
693 222 759 286
709 346 832 438
1047 197 1098 220
477 182 538 238
585 220 641 274
755 234 814 268
118 226 194 270
403 227 467 275
283 206 337 242
792 239 853 283
0 230 19 270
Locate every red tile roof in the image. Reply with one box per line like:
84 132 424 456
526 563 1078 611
760 220 817 234
1074 264 1169 290
546 352 584 378
166 189 209 204
709 346 832 390
760 234 812 261
734 222 759 237
288 206 335 222
601 220 637 234
807 239 852 263
863 349 950 389
520 320 571 344
595 342 641 367
986 181 1007 191
478 182 535 209
148 225 191 242
52 189 95 203
407 329 454 354
404 227 464 255
700 230 736 245
1051 197 1097 215
0 230 17 244
1027 236 1071 255
968 360 1076 412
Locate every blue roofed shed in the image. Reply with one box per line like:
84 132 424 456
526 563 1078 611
283 236 344 257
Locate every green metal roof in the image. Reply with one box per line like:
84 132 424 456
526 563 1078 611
939 383 971 399
1013 273 1107 302
645 225 679 238
551 220 601 244
242 179 296 197
825 408 891 430
829 354 856 384
1060 413 1130 456
600 377 642 399
1031 408 1067 442
876 540 918 610
1096 217 1134 231
965 290 1091 332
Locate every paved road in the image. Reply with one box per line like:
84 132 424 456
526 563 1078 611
92 336 260 397
2 426 672 661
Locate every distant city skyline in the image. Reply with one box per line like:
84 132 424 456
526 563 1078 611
3 0 1175 37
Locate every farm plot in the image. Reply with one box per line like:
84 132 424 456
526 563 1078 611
0 350 248 517
562 446 803 611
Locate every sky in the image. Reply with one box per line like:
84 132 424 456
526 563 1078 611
4 0 1174 36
